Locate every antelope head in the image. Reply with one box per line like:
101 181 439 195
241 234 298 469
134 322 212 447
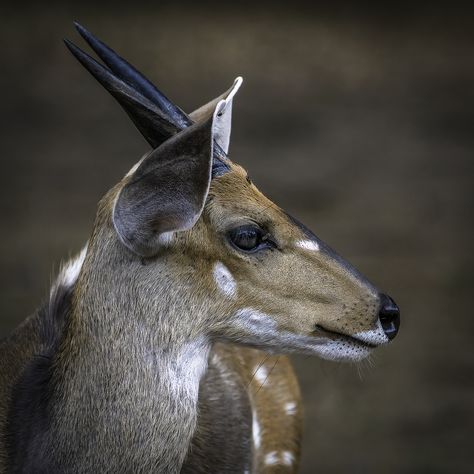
65 24 399 363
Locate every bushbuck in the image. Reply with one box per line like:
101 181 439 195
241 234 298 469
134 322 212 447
0 23 400 473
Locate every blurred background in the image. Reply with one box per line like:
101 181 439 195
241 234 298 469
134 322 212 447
1 2 473 472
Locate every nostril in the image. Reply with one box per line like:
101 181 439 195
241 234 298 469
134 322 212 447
379 293 400 340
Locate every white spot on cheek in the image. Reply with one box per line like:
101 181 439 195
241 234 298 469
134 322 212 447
213 262 236 298
296 239 320 252
284 401 297 415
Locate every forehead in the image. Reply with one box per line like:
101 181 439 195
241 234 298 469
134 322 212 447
208 161 274 215
206 160 303 238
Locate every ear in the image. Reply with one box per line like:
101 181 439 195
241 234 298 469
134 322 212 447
113 106 222 257
190 77 242 154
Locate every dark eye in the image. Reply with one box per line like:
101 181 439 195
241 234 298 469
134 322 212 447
228 225 273 252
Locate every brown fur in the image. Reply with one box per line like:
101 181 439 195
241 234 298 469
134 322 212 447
0 92 390 472
185 345 301 473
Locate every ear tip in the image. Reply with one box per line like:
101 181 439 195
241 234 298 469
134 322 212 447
232 77 244 94
233 77 244 95
223 77 243 107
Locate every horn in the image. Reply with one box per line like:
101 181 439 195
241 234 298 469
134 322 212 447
73 22 192 130
65 23 229 158
64 39 180 148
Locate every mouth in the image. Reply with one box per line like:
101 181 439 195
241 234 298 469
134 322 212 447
314 324 378 349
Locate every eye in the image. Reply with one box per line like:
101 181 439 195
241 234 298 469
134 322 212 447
227 225 274 253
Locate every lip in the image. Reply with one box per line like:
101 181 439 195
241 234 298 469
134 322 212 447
314 324 377 349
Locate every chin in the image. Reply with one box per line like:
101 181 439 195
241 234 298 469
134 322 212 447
314 338 373 362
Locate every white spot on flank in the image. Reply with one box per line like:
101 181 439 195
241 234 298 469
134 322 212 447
254 365 268 386
210 352 221 365
252 410 261 449
213 262 236 298
264 450 295 466
296 239 320 252
285 401 297 415
282 451 294 465
264 451 279 465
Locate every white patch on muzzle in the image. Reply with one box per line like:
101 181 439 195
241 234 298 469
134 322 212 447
296 240 320 252
231 307 376 362
317 339 372 362
354 319 389 345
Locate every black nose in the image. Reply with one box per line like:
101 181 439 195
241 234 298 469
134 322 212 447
379 294 400 340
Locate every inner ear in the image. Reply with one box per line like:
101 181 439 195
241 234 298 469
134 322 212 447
190 77 242 154
113 115 215 257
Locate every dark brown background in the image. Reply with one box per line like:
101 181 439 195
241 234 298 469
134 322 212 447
1 2 473 472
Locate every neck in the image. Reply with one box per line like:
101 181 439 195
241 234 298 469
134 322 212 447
47 291 210 473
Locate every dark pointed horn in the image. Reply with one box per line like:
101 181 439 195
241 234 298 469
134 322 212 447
73 21 192 130
64 39 180 148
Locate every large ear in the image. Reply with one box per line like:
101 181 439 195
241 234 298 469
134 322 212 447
113 106 222 257
190 77 242 154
